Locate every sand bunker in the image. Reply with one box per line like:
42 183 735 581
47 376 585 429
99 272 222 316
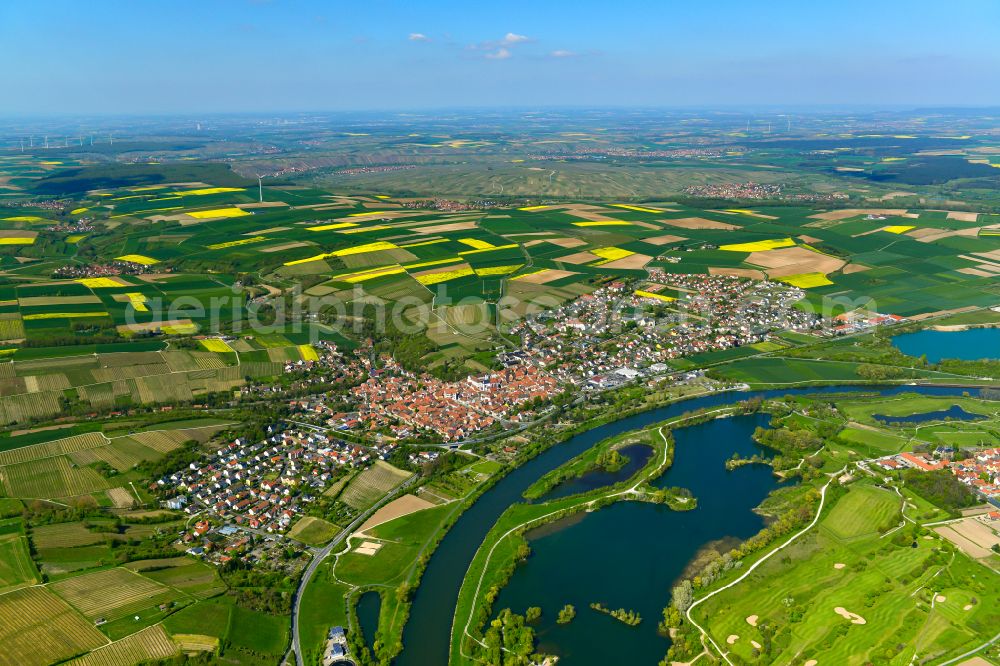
804 660 818 666
833 563 846 570
834 607 866 625
935 595 947 603
726 635 739 645
353 540 384 556
750 640 762 650
745 615 758 627
964 604 974 611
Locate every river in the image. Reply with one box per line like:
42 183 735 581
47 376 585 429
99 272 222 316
394 385 975 666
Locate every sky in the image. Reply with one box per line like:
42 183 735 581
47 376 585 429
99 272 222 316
3 0 1000 115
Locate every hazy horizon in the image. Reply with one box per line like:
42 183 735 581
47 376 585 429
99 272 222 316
3 0 1000 115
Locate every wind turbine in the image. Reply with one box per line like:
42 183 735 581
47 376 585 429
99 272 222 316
19 138 24 153
255 173 264 203
44 136 48 149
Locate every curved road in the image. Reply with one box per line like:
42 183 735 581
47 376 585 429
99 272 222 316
287 475 418 666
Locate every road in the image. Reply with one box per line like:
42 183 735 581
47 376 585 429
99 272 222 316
286 474 418 666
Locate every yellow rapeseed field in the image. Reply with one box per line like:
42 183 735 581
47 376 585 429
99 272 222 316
719 238 795 252
199 338 233 353
307 222 358 231
77 277 126 288
186 208 251 219
125 293 149 312
0 237 34 245
175 187 245 196
777 273 834 288
572 221 632 227
474 264 523 276
24 311 107 320
591 246 634 261
162 322 198 334
458 238 496 250
414 266 475 285
457 243 517 256
611 204 663 213
634 289 676 302
342 266 406 283
882 225 915 234
402 258 462 270
116 254 160 266
299 344 320 361
207 236 268 250
339 225 390 234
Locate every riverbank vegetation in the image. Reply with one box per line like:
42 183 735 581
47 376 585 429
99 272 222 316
556 604 576 624
589 602 642 626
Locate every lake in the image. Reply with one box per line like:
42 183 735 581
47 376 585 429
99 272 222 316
394 385 972 666
356 590 380 654
892 327 1000 363
491 413 783 665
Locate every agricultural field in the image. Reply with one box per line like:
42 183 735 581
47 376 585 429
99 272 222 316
0 586 109 666
339 460 412 511
0 529 39 592
64 625 179 666
288 516 340 545
50 567 183 622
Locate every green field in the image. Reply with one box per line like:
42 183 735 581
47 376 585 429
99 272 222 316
820 484 901 541
694 483 1000 665
288 516 340 546
0 532 39 592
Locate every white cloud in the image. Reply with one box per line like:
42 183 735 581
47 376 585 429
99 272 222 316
409 33 430 42
501 32 529 45
485 47 512 60
550 50 577 58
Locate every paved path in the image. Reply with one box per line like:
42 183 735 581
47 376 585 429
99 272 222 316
286 475 417 666
684 466 846 665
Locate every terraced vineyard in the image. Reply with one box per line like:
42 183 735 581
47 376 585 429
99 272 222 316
64 625 179 666
340 460 412 510
51 568 181 621
0 586 109 666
